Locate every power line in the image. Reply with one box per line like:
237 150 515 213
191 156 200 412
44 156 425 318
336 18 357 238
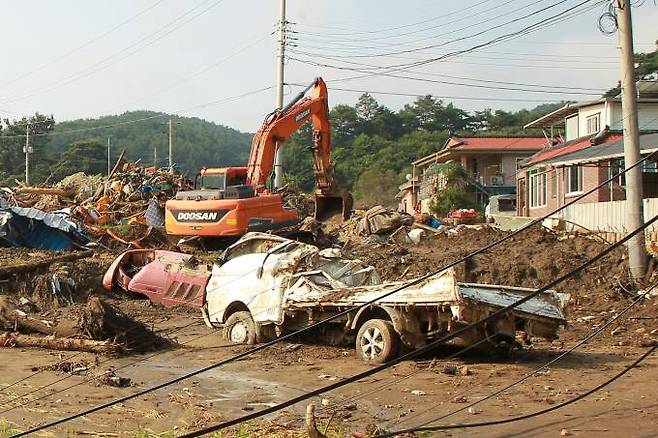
291 46 620 65
286 83 568 103
293 0 520 45
288 0 608 91
385 0 605 71
287 56 607 95
0 0 165 91
290 0 496 36
377 342 658 436
0 86 273 140
286 60 608 91
177 211 658 436
384 281 658 431
102 33 271 114
295 0 586 60
14 149 655 437
317 279 657 422
0 0 227 105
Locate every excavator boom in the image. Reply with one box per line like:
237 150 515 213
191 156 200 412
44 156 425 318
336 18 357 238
247 78 350 221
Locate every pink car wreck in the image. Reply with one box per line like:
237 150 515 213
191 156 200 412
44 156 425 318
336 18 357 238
104 232 569 363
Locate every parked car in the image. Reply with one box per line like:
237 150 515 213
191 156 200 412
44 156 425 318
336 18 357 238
104 232 569 363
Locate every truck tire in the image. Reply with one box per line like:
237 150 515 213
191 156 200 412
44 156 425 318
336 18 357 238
223 311 257 345
356 319 399 364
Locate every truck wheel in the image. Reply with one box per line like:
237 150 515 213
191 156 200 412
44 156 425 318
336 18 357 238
223 311 257 345
356 319 399 364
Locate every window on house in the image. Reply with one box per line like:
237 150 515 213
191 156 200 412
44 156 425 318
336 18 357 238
586 113 600 135
551 168 557 198
611 159 626 185
529 168 547 208
566 165 583 194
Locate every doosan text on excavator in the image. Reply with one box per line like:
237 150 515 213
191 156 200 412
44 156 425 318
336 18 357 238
164 77 351 239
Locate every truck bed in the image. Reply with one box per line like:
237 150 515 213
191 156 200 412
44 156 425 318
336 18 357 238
282 270 567 323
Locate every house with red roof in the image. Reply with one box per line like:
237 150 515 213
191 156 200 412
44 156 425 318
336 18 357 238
516 85 658 218
406 135 547 214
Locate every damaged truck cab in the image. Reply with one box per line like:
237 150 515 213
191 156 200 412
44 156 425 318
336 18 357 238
104 233 569 364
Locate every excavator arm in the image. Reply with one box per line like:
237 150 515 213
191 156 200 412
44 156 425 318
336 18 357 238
246 77 350 221
246 77 333 191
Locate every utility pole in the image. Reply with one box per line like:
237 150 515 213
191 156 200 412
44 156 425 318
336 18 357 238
154 145 158 168
107 137 111 176
273 0 286 189
168 118 174 171
616 0 646 281
24 123 30 186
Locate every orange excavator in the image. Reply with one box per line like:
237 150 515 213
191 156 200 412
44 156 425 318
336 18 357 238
164 77 350 238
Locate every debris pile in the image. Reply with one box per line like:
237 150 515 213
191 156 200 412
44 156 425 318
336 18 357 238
0 248 167 354
1 161 192 250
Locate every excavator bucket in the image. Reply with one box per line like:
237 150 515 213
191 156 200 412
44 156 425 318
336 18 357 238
314 191 353 222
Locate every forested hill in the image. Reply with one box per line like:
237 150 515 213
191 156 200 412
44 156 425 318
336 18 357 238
0 101 563 189
44 111 253 176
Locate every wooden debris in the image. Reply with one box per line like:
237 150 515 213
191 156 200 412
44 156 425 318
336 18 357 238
14 187 77 197
305 403 327 438
0 332 121 355
108 148 126 178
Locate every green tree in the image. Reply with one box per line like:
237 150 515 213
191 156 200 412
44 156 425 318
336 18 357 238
430 162 478 216
604 44 658 96
352 166 401 208
0 113 55 185
399 95 469 132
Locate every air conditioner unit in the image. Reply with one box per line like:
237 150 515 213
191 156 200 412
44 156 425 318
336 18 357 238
490 175 504 185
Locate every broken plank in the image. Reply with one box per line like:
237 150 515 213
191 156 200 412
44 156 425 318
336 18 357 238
14 187 77 197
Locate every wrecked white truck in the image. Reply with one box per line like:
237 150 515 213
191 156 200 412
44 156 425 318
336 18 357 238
103 232 568 363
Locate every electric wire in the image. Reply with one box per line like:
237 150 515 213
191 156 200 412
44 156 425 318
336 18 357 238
383 281 658 432
0 0 166 91
0 86 273 140
295 0 589 61
317 280 657 422
285 83 571 103
290 0 497 37
377 342 658 436
287 57 606 96
0 0 227 105
12 148 657 436
292 0 522 45
178 211 658 436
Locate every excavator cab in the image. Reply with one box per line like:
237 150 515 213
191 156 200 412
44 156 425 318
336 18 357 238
314 191 352 222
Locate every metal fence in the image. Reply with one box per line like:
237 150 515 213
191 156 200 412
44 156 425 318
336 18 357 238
560 198 658 244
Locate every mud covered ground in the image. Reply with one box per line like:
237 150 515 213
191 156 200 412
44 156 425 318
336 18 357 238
0 224 657 436
343 225 658 348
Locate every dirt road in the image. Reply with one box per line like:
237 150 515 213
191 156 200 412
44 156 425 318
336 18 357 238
0 304 656 437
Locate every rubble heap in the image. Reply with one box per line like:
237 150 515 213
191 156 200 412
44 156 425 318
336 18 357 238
1 161 192 250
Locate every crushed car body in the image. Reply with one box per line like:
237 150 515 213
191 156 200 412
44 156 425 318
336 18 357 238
104 232 569 363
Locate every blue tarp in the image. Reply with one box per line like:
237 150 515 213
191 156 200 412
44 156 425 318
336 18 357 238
0 206 88 250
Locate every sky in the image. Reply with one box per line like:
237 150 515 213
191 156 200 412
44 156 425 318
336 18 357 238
0 0 656 134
